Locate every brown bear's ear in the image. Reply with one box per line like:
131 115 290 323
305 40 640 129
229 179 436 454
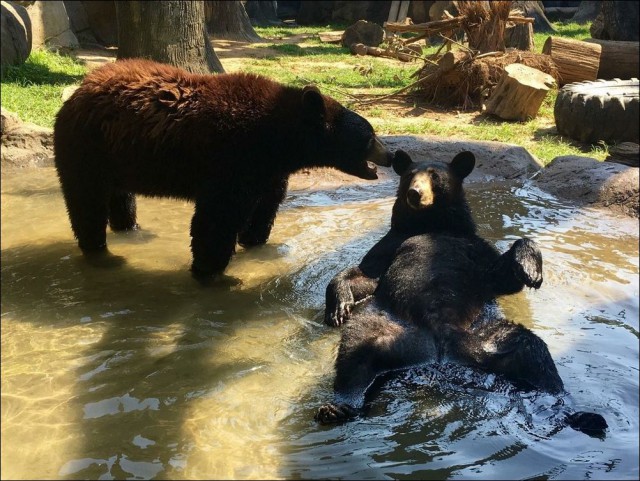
450 151 475 179
302 85 325 124
392 149 414 175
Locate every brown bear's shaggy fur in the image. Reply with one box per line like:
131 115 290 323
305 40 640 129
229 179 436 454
54 59 391 276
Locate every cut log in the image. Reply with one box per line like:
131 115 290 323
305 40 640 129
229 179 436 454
318 31 343 43
485 63 556 121
542 36 601 85
584 38 640 80
350 43 418 62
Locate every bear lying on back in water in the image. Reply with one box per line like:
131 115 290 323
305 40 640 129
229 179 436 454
53 59 392 278
316 150 607 437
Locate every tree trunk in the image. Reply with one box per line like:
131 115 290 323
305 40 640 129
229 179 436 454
205 1 262 41
485 63 555 121
590 1 639 41
571 1 601 24
116 0 223 74
542 36 601 85
584 38 640 80
245 1 281 27
512 1 555 33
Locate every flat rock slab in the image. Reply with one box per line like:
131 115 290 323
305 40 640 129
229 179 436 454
535 155 639 218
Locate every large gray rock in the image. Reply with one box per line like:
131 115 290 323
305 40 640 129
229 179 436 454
63 0 96 44
383 135 543 183
1 1 31 68
25 0 78 48
1 108 54 169
80 0 116 46
534 155 639 218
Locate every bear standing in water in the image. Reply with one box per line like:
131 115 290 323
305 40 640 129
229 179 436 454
53 59 392 278
317 150 607 437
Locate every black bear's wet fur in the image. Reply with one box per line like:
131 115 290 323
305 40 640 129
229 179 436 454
317 150 607 437
53 59 392 277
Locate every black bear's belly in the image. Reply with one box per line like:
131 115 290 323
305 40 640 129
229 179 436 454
377 234 495 328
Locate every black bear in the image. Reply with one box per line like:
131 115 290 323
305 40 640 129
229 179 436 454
53 59 392 277
316 150 607 437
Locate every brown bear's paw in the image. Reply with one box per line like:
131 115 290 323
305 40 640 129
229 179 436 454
314 403 358 424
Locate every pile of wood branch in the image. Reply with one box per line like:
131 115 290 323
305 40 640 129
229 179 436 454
416 49 558 110
384 0 556 109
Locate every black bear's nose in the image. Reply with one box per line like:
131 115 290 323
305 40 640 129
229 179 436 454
407 188 421 207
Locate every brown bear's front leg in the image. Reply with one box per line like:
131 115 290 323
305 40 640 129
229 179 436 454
108 192 138 231
238 176 288 248
190 190 253 277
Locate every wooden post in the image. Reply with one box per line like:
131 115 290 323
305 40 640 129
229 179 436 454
542 36 601 85
584 39 639 80
388 1 401 23
485 63 556 121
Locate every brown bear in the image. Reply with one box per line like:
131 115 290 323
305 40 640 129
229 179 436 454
53 59 392 277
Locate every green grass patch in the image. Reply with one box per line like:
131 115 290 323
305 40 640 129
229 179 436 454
1 49 86 128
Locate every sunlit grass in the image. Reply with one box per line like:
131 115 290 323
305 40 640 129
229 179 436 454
1 49 86 127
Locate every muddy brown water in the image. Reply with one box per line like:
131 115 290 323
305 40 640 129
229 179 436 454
1 166 638 480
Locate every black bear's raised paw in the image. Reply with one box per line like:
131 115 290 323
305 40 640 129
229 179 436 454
566 411 608 438
511 238 543 289
315 403 359 424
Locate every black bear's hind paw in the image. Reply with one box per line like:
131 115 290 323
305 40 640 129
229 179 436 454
566 411 608 438
315 403 358 424
512 238 543 289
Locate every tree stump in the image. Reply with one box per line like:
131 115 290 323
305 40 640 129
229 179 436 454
485 63 555 121
542 36 601 85
505 21 534 51
584 38 639 80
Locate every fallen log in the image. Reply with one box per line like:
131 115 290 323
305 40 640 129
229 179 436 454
584 38 640 79
350 43 420 62
542 36 601 85
485 63 555 120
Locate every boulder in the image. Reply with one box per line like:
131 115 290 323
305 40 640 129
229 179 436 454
534 155 639 218
1 108 54 169
1 1 31 68
80 0 116 46
63 0 97 45
25 0 78 48
341 19 384 49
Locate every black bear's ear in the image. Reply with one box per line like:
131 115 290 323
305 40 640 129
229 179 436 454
302 85 325 124
392 149 414 175
450 151 475 179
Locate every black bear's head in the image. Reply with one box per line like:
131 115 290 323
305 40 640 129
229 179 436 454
301 85 392 180
391 150 477 236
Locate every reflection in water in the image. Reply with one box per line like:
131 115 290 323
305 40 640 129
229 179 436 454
1 167 638 479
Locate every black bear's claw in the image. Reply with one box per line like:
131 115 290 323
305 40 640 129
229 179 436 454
315 403 359 424
325 302 353 327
